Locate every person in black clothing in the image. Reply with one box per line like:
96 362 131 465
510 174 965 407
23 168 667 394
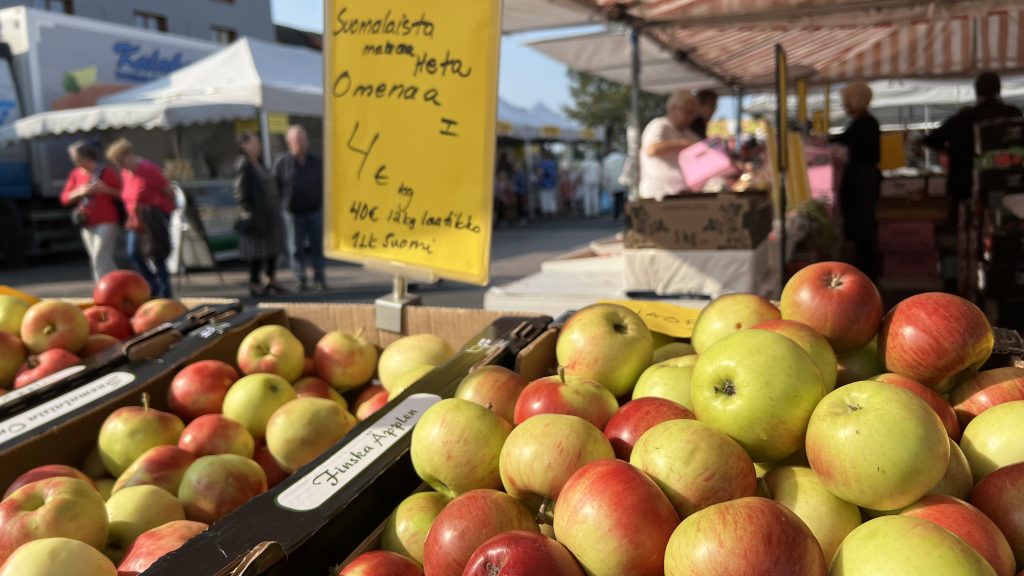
690 90 718 140
273 125 328 292
235 131 287 296
831 82 882 280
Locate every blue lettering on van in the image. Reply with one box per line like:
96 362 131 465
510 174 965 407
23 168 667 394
113 42 187 82
0 100 16 125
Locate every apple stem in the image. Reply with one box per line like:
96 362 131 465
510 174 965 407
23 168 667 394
829 274 843 289
141 392 150 412
354 327 364 340
557 366 566 383
536 498 555 526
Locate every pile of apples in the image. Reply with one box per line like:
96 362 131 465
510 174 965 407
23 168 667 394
0 270 190 393
0 318 458 576
340 261 1024 576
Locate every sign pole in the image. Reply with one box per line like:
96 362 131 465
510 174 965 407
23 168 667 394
375 274 421 334
775 44 788 294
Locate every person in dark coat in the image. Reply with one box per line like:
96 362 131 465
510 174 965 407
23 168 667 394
234 131 287 297
273 125 327 292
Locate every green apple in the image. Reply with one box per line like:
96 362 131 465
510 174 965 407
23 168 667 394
928 438 973 500
381 491 450 564
830 515 997 576
378 334 453 394
690 293 780 354
652 342 695 364
95 479 114 501
177 454 267 524
104 484 185 563
0 477 108 562
805 380 948 511
960 400 1024 482
556 303 653 397
0 332 27 388
0 537 117 576
265 397 357 472
235 325 305 382
221 373 297 439
0 294 30 335
651 331 675 349
386 363 435 397
752 319 838 391
631 355 698 410
97 398 185 477
691 330 825 462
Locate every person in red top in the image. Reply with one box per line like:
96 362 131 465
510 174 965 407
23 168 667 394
60 140 123 281
105 138 175 297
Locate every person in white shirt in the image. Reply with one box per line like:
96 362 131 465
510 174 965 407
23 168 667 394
601 148 626 220
578 150 602 218
639 91 700 200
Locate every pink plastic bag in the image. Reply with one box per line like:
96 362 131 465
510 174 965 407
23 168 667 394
678 140 738 191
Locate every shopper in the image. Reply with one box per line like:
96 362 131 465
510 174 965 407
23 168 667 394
235 132 287 297
578 150 602 218
61 140 123 282
536 150 559 217
691 90 719 140
831 82 882 281
273 125 327 292
639 91 700 200
602 147 627 221
105 138 175 298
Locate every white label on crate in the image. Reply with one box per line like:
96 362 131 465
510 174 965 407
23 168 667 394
0 372 136 445
0 365 87 408
275 393 443 512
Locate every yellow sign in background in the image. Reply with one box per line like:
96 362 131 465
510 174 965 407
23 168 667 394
324 1 501 285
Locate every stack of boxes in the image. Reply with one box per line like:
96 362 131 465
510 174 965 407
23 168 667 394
876 176 949 288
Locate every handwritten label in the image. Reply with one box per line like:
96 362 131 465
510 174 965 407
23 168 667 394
323 1 500 285
599 300 701 338
0 365 86 409
275 393 442 512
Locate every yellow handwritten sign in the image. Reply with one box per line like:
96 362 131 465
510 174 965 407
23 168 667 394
323 0 500 285
599 300 702 339
267 113 290 135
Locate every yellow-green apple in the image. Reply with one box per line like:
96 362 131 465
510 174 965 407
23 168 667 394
129 299 187 335
831 515 997 576
780 261 882 353
0 537 117 576
556 303 653 397
691 293 780 354
753 319 838 391
652 342 695 364
14 348 80 388
81 446 108 479
355 389 388 420
177 454 267 523
960 400 1024 482
929 438 974 500
664 497 827 576
422 489 538 576
339 550 423 576
221 373 296 439
512 374 618 428
381 491 449 564
97 397 185 477
112 445 195 495
313 329 378 392
178 414 254 459
0 294 29 335
387 364 435 397
95 479 114 501
651 331 674 349
901 495 1015 576
103 484 185 562
878 292 994 394
873 373 960 440
455 365 529 424
292 376 347 407
93 270 150 317
84 305 132 340
3 464 94 499
463 531 584 576
971 462 1024 569
763 466 861 564
604 397 693 460
836 339 883 387
951 367 1024 428
378 333 453 394
0 477 108 563
235 325 305 382
166 360 239 421
692 329 825 462
265 397 357 472
411 398 512 498
553 459 678 576
0 332 27 388
253 442 289 488
81 334 119 358
19 300 89 354
805 380 948 510
631 354 698 409
117 519 207 576
630 419 756 518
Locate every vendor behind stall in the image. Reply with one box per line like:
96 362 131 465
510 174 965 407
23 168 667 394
639 91 700 200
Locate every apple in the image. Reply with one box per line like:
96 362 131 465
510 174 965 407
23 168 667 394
236 325 305 382
351 383 386 412
831 515 997 576
253 442 289 488
14 348 80 389
691 293 780 354
177 454 267 524
836 339 883 387
752 319 838 391
763 466 861 564
81 334 119 358
111 445 195 495
411 398 512 498
631 354 698 409
129 299 187 335
691 329 826 462
266 397 357 472
387 364 436 397
166 359 239 421
97 397 185 477
512 373 618 429
960 400 1024 482
554 459 678 576
3 464 94 499
221 373 297 439
378 333 454 394
879 292 994 394
805 380 948 510
556 303 653 397
302 357 315 376
929 438 974 500
0 332 27 388
313 329 378 392
293 376 348 407
971 462 1024 569
0 537 117 576
93 270 150 317
94 479 114 501
355 389 388 420
381 491 449 564
873 373 961 440
630 419 756 518
117 519 207 576
463 531 584 576
664 497 827 576
0 294 30 335
339 550 423 576
652 341 695 364
780 261 882 353
177 414 255 459
83 305 132 340
952 367 1024 428
103 484 185 563
81 446 109 479
0 477 108 563
455 365 529 424
901 495 1015 576
19 300 89 354
422 489 539 576
604 397 694 460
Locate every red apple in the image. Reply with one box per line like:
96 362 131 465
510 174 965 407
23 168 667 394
117 519 207 576
339 550 423 576
455 365 530 424
112 445 195 496
130 299 187 335
177 454 267 524
3 464 94 499
0 331 27 388
14 348 80 389
166 360 239 421
901 494 1015 576
0 477 108 564
93 270 151 316
253 442 289 488
19 300 89 354
971 462 1024 568
351 383 386 413
80 334 120 358
355 389 388 421
780 261 883 353
302 357 315 377
513 374 618 429
313 329 378 392
951 367 1024 428
603 397 694 460
83 305 132 340
463 531 584 576
879 292 994 394
293 376 347 407
873 373 961 440
177 414 255 458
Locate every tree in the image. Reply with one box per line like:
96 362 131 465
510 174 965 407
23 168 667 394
563 70 668 151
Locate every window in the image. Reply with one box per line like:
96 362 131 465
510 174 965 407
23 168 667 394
133 11 168 32
210 25 237 45
31 0 73 13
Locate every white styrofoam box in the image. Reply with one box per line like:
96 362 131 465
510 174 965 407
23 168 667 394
622 240 773 299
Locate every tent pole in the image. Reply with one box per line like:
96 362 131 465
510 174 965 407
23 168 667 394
259 109 273 167
923 105 932 169
733 85 743 153
628 26 641 200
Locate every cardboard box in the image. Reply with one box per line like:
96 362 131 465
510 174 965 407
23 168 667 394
877 220 935 252
624 192 772 251
880 177 926 199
